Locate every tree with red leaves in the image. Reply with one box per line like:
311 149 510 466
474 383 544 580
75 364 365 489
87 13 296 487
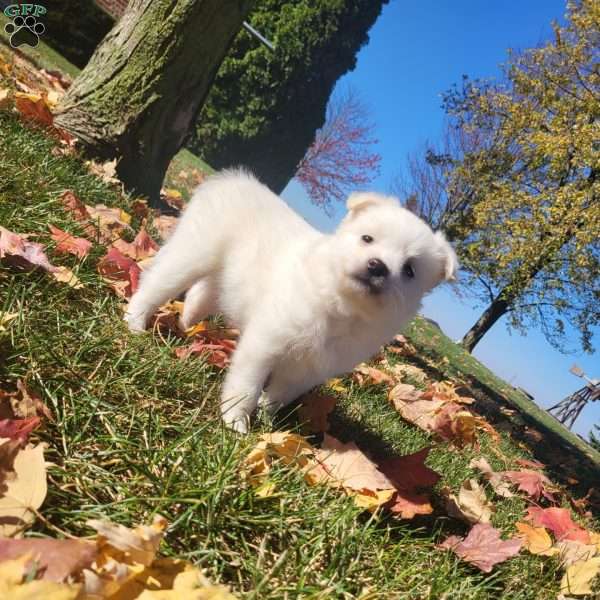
295 88 381 213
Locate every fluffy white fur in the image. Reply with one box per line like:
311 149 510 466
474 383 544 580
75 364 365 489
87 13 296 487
125 170 457 433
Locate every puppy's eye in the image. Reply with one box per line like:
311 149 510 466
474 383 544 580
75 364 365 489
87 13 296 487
361 235 374 244
403 263 415 279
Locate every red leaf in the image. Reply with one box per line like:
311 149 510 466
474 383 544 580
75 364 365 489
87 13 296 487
0 226 53 272
525 507 590 543
0 417 40 442
49 224 92 259
388 488 434 519
175 338 236 368
14 92 54 127
0 538 97 582
439 523 522 573
501 469 555 502
97 247 141 299
377 447 441 490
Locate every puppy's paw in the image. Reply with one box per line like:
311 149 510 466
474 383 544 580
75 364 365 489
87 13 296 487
124 311 147 333
222 410 250 435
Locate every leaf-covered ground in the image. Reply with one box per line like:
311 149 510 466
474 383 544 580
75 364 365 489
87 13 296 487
1 41 600 599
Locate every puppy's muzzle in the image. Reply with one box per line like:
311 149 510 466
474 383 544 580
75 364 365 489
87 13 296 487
355 258 389 294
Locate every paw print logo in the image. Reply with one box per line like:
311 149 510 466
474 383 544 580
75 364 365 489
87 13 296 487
4 15 45 48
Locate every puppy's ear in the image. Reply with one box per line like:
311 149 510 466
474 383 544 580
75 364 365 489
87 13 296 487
346 192 398 215
434 231 459 282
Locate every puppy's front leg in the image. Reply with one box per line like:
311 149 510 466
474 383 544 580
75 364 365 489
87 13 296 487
221 325 277 434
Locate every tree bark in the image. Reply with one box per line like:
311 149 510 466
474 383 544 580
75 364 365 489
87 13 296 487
55 0 253 206
461 295 510 353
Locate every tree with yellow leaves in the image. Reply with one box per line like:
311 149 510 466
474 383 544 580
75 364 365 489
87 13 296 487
403 0 599 353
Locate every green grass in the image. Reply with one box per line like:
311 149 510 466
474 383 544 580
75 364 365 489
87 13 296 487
2 109 598 599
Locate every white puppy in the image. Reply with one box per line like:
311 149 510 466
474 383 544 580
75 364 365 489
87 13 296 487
126 170 457 433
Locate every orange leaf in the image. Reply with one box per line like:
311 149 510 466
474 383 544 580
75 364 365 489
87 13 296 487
49 224 92 259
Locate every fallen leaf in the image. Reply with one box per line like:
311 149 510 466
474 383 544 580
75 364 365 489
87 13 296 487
86 159 120 186
0 226 80 288
353 488 395 511
297 391 337 433
526 507 591 544
243 432 320 487
13 92 53 127
556 540 597 567
152 215 179 242
434 404 477 446
0 538 97 581
469 457 514 498
354 364 394 387
175 337 236 368
49 224 92 259
160 188 184 212
315 434 394 492
0 417 40 442
0 380 53 421
388 363 428 384
439 523 522 573
515 458 545 470
0 88 11 109
421 381 475 404
87 204 132 243
112 227 159 261
97 247 141 299
443 479 494 524
0 311 18 332
560 556 600 595
88 514 167 567
325 378 348 393
59 191 95 238
0 555 81 599
501 469 555 502
378 448 440 519
515 522 558 556
0 443 47 537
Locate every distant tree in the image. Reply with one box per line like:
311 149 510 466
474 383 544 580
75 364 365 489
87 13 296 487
190 0 389 194
591 425 600 452
399 0 600 354
56 0 253 207
295 87 381 213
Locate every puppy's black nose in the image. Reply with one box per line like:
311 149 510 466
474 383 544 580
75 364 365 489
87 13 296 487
367 258 389 278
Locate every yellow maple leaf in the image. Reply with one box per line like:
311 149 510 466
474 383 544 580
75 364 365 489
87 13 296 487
560 556 600 595
515 522 558 556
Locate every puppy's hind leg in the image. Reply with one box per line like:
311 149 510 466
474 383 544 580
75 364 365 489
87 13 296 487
181 279 217 330
126 242 209 332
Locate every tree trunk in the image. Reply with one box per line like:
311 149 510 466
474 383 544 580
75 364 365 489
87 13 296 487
55 0 253 206
461 295 510 353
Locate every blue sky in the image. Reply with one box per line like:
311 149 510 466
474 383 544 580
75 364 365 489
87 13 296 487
282 0 599 439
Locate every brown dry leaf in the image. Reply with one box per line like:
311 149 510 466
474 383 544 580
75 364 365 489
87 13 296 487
0 538 97 581
439 523 522 573
112 227 159 261
86 158 120 186
0 380 53 421
59 190 96 238
51 265 83 289
13 91 54 127
443 479 494 524
560 556 600 595
87 204 132 243
388 363 428 384
421 381 474 404
0 443 47 537
88 514 167 567
469 457 514 498
0 311 18 332
242 431 321 487
297 391 337 433
0 88 11 109
314 434 394 492
0 555 81 599
556 540 597 567
353 364 394 387
49 224 92 259
152 215 179 242
0 226 82 288
175 337 236 369
515 522 558 556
